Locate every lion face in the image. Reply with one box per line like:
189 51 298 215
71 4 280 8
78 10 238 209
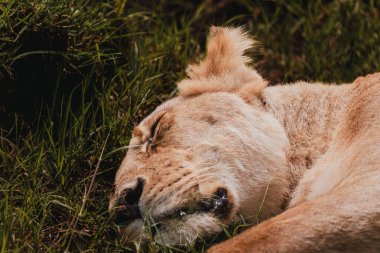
109 92 289 245
109 26 290 245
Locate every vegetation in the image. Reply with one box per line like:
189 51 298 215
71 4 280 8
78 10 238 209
1 0 379 252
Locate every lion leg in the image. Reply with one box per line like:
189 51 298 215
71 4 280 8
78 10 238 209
208 178 380 253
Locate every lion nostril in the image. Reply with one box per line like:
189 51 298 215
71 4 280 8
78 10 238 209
112 178 145 226
123 177 145 206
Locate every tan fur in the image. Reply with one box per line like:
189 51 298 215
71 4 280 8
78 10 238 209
109 27 380 252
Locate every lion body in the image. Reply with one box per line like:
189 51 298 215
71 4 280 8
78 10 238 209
110 27 380 252
212 77 380 253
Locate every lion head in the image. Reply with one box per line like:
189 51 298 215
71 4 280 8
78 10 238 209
109 26 290 246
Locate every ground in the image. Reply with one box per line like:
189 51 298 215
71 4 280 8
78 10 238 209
0 1 380 252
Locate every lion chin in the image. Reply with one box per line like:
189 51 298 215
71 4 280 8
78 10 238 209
109 26 380 252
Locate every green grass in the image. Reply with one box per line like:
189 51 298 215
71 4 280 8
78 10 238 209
1 0 380 252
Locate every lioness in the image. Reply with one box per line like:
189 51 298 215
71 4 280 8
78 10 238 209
109 26 380 252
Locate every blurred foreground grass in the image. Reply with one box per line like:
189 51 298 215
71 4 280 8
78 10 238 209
1 0 380 252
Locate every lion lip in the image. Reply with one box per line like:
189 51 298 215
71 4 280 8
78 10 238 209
111 204 142 227
118 219 144 241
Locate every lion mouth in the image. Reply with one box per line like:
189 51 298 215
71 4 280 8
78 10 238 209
112 187 232 224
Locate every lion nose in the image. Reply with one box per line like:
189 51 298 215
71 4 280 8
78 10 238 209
111 178 145 226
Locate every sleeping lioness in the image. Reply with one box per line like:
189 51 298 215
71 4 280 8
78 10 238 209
109 26 380 252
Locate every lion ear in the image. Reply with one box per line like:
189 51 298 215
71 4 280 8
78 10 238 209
177 26 267 97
